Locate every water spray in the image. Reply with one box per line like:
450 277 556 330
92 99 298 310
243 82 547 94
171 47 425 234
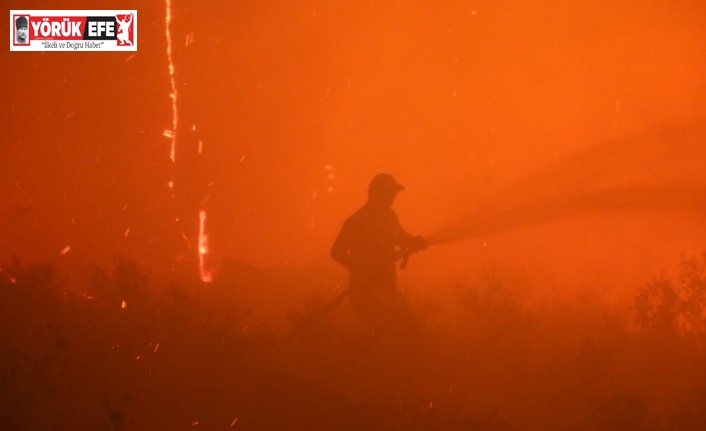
427 123 706 247
427 183 706 247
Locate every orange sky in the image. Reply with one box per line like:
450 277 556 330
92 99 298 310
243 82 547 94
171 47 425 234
2 1 706 291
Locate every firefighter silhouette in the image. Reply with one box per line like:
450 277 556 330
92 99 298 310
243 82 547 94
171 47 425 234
331 173 427 333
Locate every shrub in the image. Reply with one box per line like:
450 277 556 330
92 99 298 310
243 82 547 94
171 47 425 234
635 253 706 346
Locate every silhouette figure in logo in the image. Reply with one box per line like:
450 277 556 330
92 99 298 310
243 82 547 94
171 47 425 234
116 14 133 46
331 173 427 333
15 16 29 45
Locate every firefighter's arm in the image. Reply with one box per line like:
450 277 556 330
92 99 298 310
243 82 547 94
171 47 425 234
408 235 427 252
394 235 426 270
393 236 427 260
330 222 352 268
393 213 427 254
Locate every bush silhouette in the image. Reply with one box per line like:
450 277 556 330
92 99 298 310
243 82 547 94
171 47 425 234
635 253 706 345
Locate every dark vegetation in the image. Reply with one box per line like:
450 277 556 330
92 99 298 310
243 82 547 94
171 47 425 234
2 255 706 430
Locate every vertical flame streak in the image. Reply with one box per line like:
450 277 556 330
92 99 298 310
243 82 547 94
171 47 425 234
199 210 212 282
166 0 178 165
166 1 212 282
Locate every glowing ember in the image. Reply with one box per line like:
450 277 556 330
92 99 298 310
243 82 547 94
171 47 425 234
59 246 71 256
181 232 192 248
230 418 238 427
124 227 131 238
121 300 127 309
199 210 213 282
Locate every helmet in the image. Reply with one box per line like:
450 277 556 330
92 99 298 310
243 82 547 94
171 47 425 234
368 173 404 196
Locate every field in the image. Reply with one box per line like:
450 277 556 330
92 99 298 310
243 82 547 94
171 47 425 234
3 254 706 430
